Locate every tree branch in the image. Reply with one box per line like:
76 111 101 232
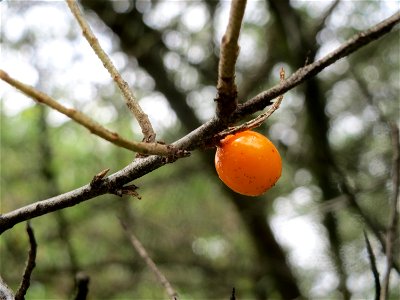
215 0 247 121
0 70 177 156
363 231 381 300
380 124 400 300
120 219 179 300
15 222 37 300
313 0 341 37
230 287 236 300
74 272 90 300
0 12 398 234
65 0 156 142
235 11 400 118
214 68 286 140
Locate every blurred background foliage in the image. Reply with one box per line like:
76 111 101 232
1 0 399 299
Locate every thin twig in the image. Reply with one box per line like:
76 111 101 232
15 222 37 300
380 124 400 300
313 0 341 37
348 69 400 273
74 272 90 300
235 11 400 118
344 188 400 274
120 219 179 300
65 0 155 142
230 287 236 300
0 70 175 156
215 0 247 120
0 12 398 234
364 231 381 300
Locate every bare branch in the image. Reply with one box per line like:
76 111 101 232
65 0 155 141
364 231 381 300
15 222 37 300
0 12 398 235
120 219 179 300
313 0 341 37
215 0 247 120
235 11 400 118
90 168 111 187
381 124 400 300
329 151 400 273
230 287 236 300
0 155 167 234
74 272 90 300
0 70 175 156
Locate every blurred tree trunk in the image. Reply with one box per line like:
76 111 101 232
267 0 350 298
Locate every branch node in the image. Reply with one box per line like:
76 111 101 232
65 0 156 142
90 168 110 187
161 147 191 164
112 184 141 200
209 67 287 146
215 89 238 122
215 0 247 122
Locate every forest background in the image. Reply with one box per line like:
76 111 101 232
0 0 399 299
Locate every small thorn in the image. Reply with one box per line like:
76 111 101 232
90 168 110 187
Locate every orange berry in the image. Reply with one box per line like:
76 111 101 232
215 130 282 196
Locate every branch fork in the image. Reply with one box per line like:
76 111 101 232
65 0 155 142
0 10 399 235
0 70 180 156
215 0 247 121
90 168 111 187
211 67 286 146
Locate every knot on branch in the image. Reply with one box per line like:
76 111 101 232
161 147 191 164
135 141 189 159
215 86 238 123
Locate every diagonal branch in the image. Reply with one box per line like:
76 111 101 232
235 11 400 118
215 0 247 121
0 70 176 156
120 219 179 300
364 231 381 300
65 0 155 142
313 0 341 37
0 11 398 235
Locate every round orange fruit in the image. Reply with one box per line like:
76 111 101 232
215 130 282 196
